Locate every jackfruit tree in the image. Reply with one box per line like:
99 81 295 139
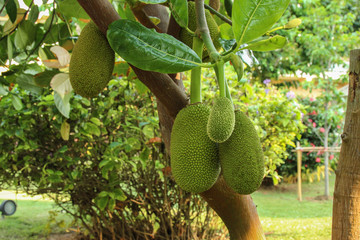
3 0 347 239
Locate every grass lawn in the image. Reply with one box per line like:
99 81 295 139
0 175 335 240
253 174 335 240
0 196 73 240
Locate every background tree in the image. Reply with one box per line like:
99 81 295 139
332 49 360 240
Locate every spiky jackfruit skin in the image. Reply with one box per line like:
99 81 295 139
170 104 220 193
207 97 235 143
179 2 221 61
69 21 115 98
219 111 264 194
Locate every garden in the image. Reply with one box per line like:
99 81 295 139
0 0 359 239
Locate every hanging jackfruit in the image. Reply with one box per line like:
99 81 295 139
207 97 235 143
69 21 115 98
170 104 220 193
179 1 221 61
219 110 264 195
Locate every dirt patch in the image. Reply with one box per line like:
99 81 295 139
47 232 83 240
305 195 333 202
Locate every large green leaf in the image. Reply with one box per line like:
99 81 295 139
11 94 23 110
54 92 71 118
169 0 188 28
16 74 43 95
14 20 36 50
28 5 39 24
57 0 89 19
232 0 290 45
107 19 201 74
245 35 287 51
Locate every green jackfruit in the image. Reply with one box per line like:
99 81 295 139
170 104 220 193
219 110 264 194
69 21 115 98
207 97 235 143
179 1 221 61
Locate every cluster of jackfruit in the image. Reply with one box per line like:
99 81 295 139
179 1 221 61
170 104 220 193
207 97 235 143
69 21 115 98
219 111 264 194
170 102 264 195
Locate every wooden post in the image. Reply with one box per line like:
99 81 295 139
296 141 302 201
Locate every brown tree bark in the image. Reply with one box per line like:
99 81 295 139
332 49 360 240
77 1 265 239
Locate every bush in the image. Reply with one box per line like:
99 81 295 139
200 66 306 184
278 95 345 182
0 77 224 239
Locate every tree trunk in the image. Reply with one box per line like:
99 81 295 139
77 1 265 239
332 49 360 239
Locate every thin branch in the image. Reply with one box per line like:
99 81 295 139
204 3 232 26
0 0 10 15
0 0 34 42
24 2 56 63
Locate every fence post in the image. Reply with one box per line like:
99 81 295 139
297 141 302 201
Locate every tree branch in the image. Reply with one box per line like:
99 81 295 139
76 1 265 239
77 0 188 119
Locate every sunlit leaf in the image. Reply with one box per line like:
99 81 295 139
60 120 70 141
232 0 290 45
11 94 23 110
54 91 71 118
50 46 71 67
50 73 73 97
245 35 287 51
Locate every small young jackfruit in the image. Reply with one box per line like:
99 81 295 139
179 1 221 61
209 0 220 11
69 21 115 98
219 110 264 195
207 97 235 143
170 104 220 193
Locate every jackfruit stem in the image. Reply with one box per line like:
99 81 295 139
215 60 226 98
213 64 233 102
225 78 233 104
194 0 220 62
190 36 204 104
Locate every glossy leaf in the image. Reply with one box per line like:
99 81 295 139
16 74 43 95
107 19 201 74
84 123 100 137
245 35 287 51
232 0 290 45
50 73 72 98
229 53 244 80
5 0 17 23
95 195 109 210
34 70 60 87
7 36 13 63
61 120 70 141
11 94 23 110
57 0 89 19
28 5 39 24
14 21 37 50
219 23 234 40
169 0 188 28
0 85 7 96
54 92 71 118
